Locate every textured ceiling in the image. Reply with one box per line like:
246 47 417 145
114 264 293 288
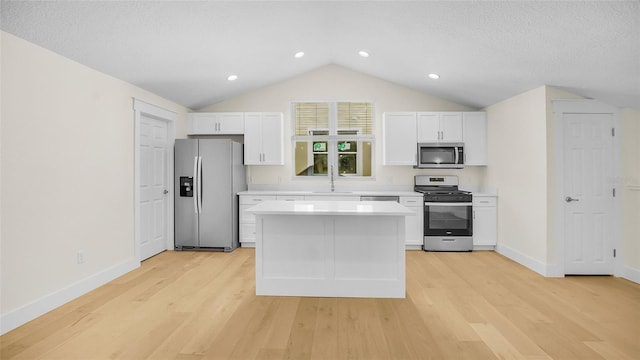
2 1 639 110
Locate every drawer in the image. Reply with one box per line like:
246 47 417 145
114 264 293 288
239 195 276 205
304 195 360 201
276 195 305 201
473 197 497 207
400 197 423 207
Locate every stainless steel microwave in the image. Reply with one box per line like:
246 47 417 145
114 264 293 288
415 143 464 169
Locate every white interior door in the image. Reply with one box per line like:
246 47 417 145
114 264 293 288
563 113 614 274
139 115 170 260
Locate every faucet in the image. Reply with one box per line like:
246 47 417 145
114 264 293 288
330 164 335 192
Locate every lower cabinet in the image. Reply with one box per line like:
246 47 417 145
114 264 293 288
473 196 497 247
240 193 425 249
239 195 276 247
401 196 424 249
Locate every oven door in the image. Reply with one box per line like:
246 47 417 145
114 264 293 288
424 202 473 236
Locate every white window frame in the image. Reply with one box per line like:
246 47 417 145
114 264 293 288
291 101 375 180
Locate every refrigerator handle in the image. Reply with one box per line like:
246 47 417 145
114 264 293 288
197 156 203 213
193 156 199 213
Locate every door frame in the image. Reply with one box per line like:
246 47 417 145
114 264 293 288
552 99 622 277
133 98 177 261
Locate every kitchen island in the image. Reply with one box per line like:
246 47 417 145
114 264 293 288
247 200 413 298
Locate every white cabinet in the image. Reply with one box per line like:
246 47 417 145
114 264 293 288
473 196 497 247
401 196 424 248
239 192 425 250
417 112 463 143
244 112 284 165
187 112 244 135
463 112 488 166
382 112 417 165
239 195 276 246
276 195 305 201
304 195 361 201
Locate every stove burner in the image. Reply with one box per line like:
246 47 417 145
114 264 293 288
414 184 472 203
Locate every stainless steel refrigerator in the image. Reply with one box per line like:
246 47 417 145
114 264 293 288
174 139 246 252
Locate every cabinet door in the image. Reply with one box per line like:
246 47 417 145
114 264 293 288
401 197 424 246
383 112 417 165
188 113 244 134
243 113 283 165
239 195 276 246
440 112 463 142
188 113 217 134
417 112 463 142
473 198 497 246
260 113 284 165
417 112 440 142
463 112 488 165
217 113 245 134
243 113 262 164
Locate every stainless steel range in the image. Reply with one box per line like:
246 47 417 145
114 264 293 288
414 175 473 251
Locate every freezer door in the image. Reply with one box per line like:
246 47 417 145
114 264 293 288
174 139 199 248
199 140 233 248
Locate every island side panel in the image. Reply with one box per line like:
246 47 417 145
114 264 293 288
255 213 406 298
333 215 405 298
255 214 335 296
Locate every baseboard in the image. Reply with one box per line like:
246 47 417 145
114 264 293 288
1 259 139 335
473 245 496 251
621 265 640 284
495 244 556 277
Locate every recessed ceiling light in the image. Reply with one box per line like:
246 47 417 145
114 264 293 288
294 51 305 58
428 73 440 80
358 50 370 58
227 74 238 81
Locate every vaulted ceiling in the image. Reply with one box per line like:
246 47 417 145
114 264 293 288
2 1 638 110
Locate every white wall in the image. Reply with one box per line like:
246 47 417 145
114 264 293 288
0 32 189 333
485 85 639 281
483 86 550 271
620 108 640 278
199 64 487 192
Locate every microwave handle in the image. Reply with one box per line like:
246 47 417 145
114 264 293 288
455 146 460 164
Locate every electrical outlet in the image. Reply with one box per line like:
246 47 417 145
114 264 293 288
77 250 85 264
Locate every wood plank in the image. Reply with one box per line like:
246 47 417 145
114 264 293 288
2 249 639 360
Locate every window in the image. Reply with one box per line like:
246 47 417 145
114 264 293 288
293 102 374 178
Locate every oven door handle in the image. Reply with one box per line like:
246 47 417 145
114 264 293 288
424 202 473 206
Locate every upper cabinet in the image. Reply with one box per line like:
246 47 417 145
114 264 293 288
383 111 487 167
417 112 463 143
383 112 417 165
244 112 284 165
462 112 488 166
187 112 245 135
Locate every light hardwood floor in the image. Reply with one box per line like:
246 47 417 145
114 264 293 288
2 249 639 359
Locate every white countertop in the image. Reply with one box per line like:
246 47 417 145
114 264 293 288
247 200 415 216
238 190 423 197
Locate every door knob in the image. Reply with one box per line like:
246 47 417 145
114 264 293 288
163 189 169 195
565 196 579 202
